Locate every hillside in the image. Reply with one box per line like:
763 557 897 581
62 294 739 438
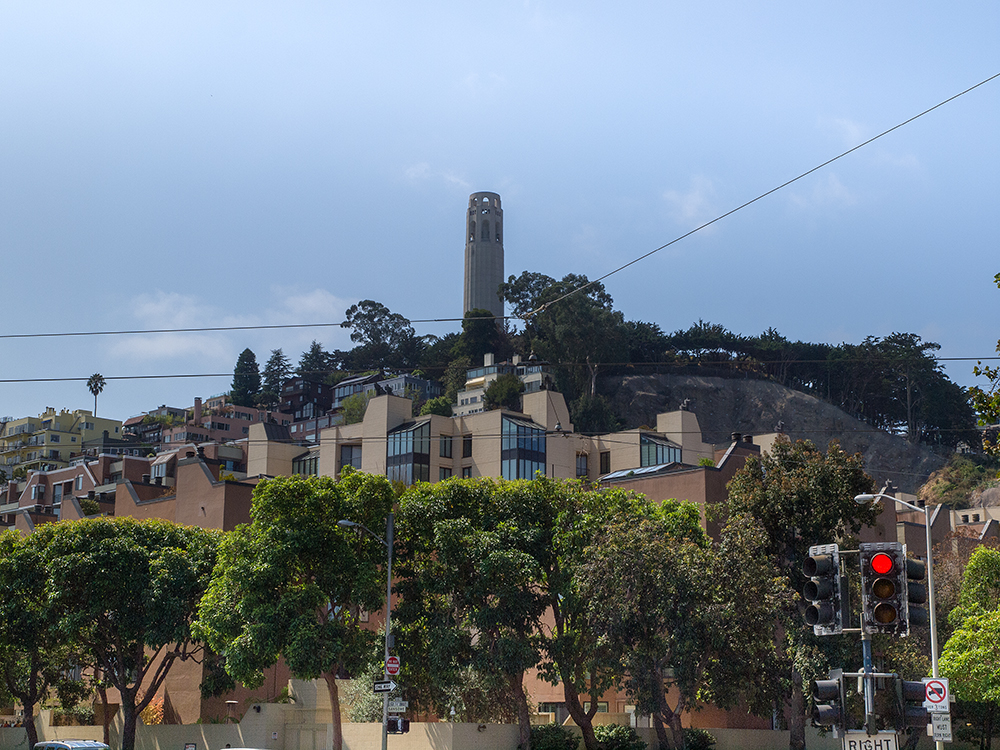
601 373 948 494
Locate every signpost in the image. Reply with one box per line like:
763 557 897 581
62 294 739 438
842 731 899 750
386 655 400 676
373 679 398 694
931 713 953 742
923 678 949 713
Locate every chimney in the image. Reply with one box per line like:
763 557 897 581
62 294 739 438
186 450 196 458
142 474 151 484
155 477 163 486
731 432 742 442
88 490 96 499
484 353 494 366
194 397 202 422
197 446 205 458
742 434 754 444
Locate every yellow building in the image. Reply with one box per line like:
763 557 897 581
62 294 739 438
0 408 124 476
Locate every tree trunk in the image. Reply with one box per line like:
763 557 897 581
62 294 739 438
23 705 38 750
562 680 600 750
788 667 806 750
322 671 343 750
98 684 112 746
121 697 138 750
652 713 672 750
509 672 531 750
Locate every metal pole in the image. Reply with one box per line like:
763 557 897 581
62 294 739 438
382 512 394 750
924 505 943 750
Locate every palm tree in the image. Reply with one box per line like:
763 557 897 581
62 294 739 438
87 373 106 415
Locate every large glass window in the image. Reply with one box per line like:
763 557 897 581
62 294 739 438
501 417 546 480
386 421 431 485
576 453 588 478
293 451 319 477
439 435 453 458
340 445 362 472
640 434 681 467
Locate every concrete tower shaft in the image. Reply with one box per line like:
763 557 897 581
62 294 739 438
463 192 504 320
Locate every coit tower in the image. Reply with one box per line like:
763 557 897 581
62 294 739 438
463 191 504 321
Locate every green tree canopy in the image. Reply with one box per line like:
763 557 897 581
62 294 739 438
343 300 422 372
259 348 291 408
34 517 220 750
581 511 789 750
725 437 877 750
194 473 393 750
396 478 555 748
484 372 524 411
230 348 261 407
0 531 82 748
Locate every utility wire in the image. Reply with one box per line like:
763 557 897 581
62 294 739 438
525 71 1000 317
5 73 997 343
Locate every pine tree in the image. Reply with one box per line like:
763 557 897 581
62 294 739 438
231 349 261 407
259 349 291 408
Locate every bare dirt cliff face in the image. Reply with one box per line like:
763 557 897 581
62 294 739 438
602 373 947 494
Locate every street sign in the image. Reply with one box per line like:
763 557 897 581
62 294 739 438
932 712 952 742
386 655 401 676
923 677 950 712
373 679 398 694
387 699 408 714
842 731 899 750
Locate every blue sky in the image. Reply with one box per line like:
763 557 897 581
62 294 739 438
1 1 997 421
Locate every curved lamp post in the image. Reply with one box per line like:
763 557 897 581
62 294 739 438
855 492 941 749
338 513 394 750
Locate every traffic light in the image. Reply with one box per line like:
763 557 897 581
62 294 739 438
894 679 929 731
802 544 843 635
905 556 929 628
811 670 847 732
387 716 410 734
859 542 908 636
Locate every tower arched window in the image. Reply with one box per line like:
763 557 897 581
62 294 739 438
469 220 476 242
496 223 501 243
481 220 490 241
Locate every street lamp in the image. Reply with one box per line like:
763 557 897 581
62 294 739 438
855 491 941 749
338 513 394 750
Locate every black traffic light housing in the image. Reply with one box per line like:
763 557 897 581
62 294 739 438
905 556 929 628
803 543 843 635
811 669 847 733
860 542 909 636
387 716 410 734
894 679 929 731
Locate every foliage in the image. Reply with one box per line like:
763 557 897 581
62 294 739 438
259 349 291 408
725 437 876 750
343 300 422 372
32 517 220 750
970 273 1000 454
419 395 453 417
525 723 580 750
396 478 553 747
919 454 1000 509
443 356 472 403
501 272 625 401
484 372 524 411
697 457 716 467
86 373 106 415
452 308 508 364
139 696 164 725
570 394 620 434
581 511 788 749
297 340 334 380
78 496 100 516
683 728 718 750
230 348 261 407
0 530 81 748
340 391 373 425
592 723 646 750
194 473 393 750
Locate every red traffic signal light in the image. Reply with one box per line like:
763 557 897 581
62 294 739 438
860 542 909 636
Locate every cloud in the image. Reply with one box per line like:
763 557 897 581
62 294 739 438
403 162 471 190
110 288 354 365
788 173 857 211
663 176 718 227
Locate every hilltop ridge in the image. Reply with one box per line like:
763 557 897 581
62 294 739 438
602 373 947 494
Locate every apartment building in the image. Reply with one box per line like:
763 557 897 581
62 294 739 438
0 408 123 476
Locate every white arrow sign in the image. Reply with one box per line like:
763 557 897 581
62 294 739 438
373 679 398 694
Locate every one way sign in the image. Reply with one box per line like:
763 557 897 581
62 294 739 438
374 679 398 694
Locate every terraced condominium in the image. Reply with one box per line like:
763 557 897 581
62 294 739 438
463 191 504 321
